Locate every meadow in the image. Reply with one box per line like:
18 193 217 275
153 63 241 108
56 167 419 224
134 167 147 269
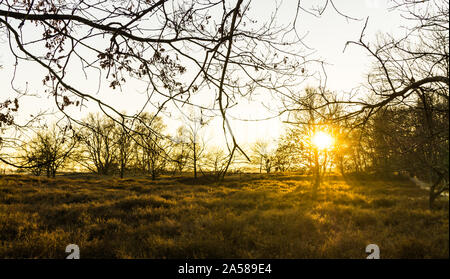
0 173 448 258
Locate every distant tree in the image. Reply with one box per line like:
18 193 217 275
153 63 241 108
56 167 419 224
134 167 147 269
19 124 77 177
114 118 135 179
284 88 342 197
171 127 189 175
272 145 290 172
134 113 168 180
338 129 367 175
77 113 118 175
179 110 210 179
251 139 273 173
204 147 230 178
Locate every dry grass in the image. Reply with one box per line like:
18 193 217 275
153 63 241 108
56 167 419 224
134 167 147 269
0 173 448 258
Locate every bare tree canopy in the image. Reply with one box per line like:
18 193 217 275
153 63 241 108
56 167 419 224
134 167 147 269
340 0 448 121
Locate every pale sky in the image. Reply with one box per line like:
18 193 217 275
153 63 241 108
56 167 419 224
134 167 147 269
0 0 407 147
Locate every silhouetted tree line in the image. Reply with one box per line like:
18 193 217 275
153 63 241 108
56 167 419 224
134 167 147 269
13 112 227 180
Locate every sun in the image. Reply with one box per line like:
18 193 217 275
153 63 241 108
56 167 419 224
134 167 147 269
311 131 334 150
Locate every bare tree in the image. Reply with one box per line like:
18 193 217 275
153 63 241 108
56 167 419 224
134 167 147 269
179 111 209 179
171 126 189 175
18 123 77 177
251 139 272 174
134 113 168 180
204 146 230 178
272 140 295 172
114 118 135 179
284 88 342 197
77 113 117 175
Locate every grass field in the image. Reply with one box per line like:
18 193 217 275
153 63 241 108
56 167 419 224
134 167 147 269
0 173 448 258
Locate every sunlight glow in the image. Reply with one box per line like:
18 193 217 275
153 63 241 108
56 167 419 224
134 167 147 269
311 131 334 150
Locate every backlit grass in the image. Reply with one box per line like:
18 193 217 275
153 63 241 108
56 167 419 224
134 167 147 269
0 173 448 258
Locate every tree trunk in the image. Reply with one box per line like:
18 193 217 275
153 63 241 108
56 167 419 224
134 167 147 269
312 148 320 199
120 161 124 179
193 142 197 179
429 191 436 210
339 157 345 176
429 174 444 209
259 156 262 173
151 158 156 180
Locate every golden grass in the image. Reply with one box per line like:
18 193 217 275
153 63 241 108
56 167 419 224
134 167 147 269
0 173 448 258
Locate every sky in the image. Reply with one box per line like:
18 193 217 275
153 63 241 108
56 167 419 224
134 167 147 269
0 0 408 149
